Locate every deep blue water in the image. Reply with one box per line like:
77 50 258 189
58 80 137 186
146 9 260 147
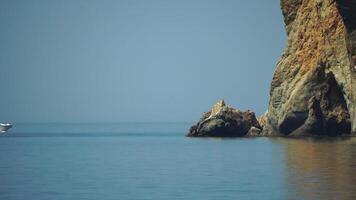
1 123 356 200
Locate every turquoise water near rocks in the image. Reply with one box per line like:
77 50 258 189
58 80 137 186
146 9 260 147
1 123 356 200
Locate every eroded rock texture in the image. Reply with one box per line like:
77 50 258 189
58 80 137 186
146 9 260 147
263 0 356 136
187 100 261 137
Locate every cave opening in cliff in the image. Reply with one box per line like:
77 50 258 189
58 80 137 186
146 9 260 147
323 72 351 136
277 71 352 136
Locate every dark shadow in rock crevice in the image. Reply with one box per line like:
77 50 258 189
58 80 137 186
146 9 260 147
336 0 356 33
321 72 351 136
279 111 308 135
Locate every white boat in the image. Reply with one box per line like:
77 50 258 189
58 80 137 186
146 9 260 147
0 123 12 133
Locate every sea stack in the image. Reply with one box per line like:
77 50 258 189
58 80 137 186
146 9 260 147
187 100 261 137
188 0 356 137
263 0 356 136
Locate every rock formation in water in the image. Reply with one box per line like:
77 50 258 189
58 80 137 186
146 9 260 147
187 0 355 137
187 100 261 137
263 0 356 136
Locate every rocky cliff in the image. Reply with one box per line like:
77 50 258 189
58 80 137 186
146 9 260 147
187 0 355 137
263 0 356 136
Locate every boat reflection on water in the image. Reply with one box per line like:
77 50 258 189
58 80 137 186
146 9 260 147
275 137 356 200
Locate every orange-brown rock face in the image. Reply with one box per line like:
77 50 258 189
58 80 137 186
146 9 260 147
263 0 356 136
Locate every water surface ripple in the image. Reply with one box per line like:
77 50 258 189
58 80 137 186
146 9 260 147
0 123 355 200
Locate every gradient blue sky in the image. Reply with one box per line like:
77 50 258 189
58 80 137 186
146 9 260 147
0 0 285 123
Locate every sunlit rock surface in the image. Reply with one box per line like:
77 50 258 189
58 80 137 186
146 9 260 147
263 0 356 136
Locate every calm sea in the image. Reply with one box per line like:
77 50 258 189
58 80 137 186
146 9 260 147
1 123 356 200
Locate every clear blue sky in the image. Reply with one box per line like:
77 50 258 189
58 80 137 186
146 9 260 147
0 0 285 123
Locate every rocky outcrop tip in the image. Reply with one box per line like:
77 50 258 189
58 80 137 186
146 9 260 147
187 100 261 137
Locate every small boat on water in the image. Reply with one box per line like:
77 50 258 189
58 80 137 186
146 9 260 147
0 123 13 133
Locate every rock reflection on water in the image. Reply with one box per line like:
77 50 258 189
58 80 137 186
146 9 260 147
275 137 356 200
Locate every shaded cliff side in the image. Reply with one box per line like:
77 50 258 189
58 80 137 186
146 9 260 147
263 0 356 136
